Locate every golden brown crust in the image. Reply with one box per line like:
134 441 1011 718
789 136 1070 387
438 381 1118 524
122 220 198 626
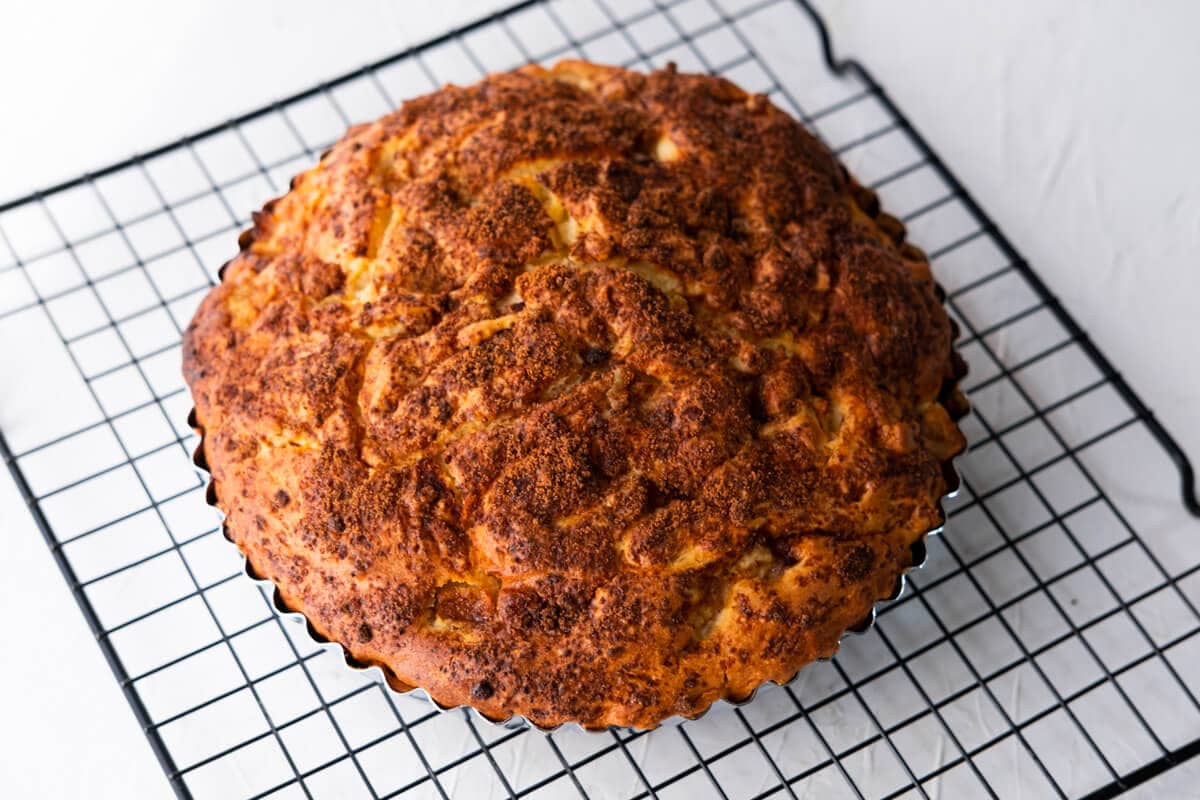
183 61 967 729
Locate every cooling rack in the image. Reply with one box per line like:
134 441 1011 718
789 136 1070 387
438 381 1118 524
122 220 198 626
2 1 1199 798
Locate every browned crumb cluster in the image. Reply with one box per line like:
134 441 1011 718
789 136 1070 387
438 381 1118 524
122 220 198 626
183 61 967 730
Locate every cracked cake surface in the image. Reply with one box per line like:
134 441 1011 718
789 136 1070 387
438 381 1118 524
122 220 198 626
183 61 967 730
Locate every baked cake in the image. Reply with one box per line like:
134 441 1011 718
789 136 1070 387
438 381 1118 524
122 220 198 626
183 61 967 730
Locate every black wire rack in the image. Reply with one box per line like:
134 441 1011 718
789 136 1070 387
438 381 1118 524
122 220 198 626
2 1 1199 798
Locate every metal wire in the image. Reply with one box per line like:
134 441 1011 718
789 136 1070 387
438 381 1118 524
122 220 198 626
2 1 1198 798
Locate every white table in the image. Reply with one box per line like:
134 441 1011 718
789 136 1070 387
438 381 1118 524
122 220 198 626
1 1 1197 797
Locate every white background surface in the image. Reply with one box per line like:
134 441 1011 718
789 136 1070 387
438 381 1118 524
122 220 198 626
1 1 1197 797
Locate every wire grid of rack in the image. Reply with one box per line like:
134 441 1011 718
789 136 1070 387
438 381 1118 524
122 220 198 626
2 1 1199 798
